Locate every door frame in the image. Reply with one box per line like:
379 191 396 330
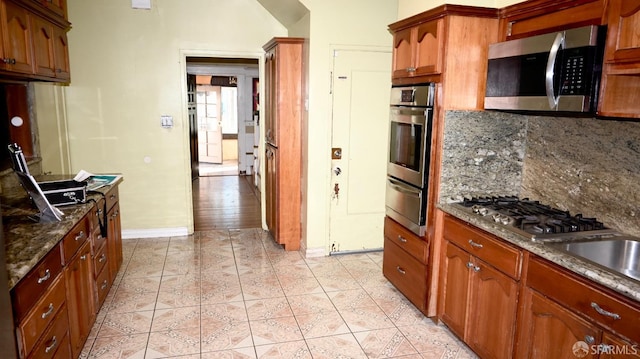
179 50 265 233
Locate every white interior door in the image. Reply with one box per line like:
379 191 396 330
329 49 392 253
197 86 223 164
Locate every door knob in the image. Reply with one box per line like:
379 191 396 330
333 166 341 176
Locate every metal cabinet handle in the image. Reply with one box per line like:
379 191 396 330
584 335 595 344
37 269 51 284
110 194 117 200
75 231 85 241
44 336 57 353
591 302 621 320
473 265 481 272
101 280 108 290
466 262 474 269
406 67 416 72
396 266 406 275
99 254 106 263
41 303 54 319
80 254 87 260
397 235 407 243
468 239 483 248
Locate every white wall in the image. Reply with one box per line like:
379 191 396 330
397 0 526 19
52 0 286 235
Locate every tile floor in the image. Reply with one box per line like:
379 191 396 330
80 229 477 359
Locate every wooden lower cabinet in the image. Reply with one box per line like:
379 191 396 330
440 241 519 359
64 240 96 358
600 333 640 359
516 288 601 359
382 217 429 313
107 202 123 283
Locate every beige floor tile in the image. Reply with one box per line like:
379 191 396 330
249 316 304 345
254 340 311 358
305 333 368 359
146 328 201 358
245 297 294 320
107 290 158 313
315 273 361 292
295 310 351 339
201 302 248 324
156 287 201 309
353 328 418 358
86 333 149 359
286 292 335 316
338 305 395 332
398 321 470 357
200 320 254 352
97 311 154 337
201 347 257 358
327 288 377 311
151 306 200 331
116 276 162 293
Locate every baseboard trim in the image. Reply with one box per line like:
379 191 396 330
304 247 326 258
122 227 190 239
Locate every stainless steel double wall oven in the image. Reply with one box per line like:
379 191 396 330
385 84 435 236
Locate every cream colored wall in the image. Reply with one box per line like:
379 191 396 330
397 0 526 19
34 83 72 175
54 0 286 234
296 0 398 254
222 139 238 161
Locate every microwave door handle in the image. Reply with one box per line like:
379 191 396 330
545 32 564 110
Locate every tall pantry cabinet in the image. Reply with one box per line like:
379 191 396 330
262 37 303 251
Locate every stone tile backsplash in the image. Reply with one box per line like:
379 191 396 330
440 110 640 237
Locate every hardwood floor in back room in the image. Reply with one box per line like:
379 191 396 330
193 175 261 231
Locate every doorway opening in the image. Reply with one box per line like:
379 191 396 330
186 57 262 231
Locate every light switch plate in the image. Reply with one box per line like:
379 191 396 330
161 115 173 128
131 0 151 9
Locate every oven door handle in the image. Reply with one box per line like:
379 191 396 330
387 178 421 198
390 107 428 118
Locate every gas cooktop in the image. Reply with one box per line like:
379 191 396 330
452 196 620 242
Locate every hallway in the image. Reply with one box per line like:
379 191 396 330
193 175 261 231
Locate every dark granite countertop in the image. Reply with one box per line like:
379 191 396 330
438 203 640 303
3 175 123 290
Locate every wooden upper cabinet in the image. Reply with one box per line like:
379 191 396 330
31 13 54 77
0 0 35 74
603 0 640 65
598 0 640 118
391 27 413 79
39 0 67 20
498 0 605 41
52 23 69 80
392 20 443 79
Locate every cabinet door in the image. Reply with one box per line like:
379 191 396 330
382 237 428 312
40 0 67 19
413 19 443 76
391 27 413 79
440 241 470 338
467 258 519 359
64 241 96 358
600 333 640 359
31 14 55 77
265 145 278 242
516 289 601 359
0 0 34 74
264 49 278 146
604 0 640 64
52 25 69 80
107 202 123 284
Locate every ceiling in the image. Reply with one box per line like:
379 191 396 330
256 0 309 28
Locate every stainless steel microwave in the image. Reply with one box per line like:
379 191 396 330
484 25 606 113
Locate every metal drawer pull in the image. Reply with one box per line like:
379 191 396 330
466 262 474 269
473 265 481 272
99 254 106 263
45 336 57 353
75 231 85 241
591 302 621 320
80 255 87 260
396 266 406 275
397 235 407 243
584 335 595 344
101 280 108 290
468 239 483 248
37 269 51 284
41 303 54 319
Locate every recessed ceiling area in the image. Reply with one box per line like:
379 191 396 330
256 0 309 28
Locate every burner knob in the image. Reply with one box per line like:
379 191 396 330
478 207 489 216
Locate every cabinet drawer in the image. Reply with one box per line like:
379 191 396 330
383 238 427 312
61 215 90 264
384 216 428 264
528 256 640 343
11 243 63 321
17 275 66 356
105 186 119 211
95 263 111 308
93 242 108 277
27 306 71 359
443 215 522 279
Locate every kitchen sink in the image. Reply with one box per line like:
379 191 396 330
549 237 640 283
